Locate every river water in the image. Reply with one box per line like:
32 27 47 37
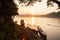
14 16 60 40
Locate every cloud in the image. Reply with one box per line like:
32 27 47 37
14 0 60 15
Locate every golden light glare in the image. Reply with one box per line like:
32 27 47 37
32 17 35 25
14 0 60 15
30 8 35 14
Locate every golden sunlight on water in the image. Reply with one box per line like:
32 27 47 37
32 17 35 25
13 16 60 40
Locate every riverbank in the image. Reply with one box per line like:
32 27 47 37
15 24 46 40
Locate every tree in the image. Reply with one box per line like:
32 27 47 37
18 0 42 6
47 0 60 9
0 0 46 40
0 0 18 40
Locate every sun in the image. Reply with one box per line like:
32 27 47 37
31 9 35 15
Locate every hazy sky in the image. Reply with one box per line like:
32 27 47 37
57 0 60 2
14 0 60 15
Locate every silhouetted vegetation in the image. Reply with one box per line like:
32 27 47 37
0 0 18 40
47 0 60 9
0 0 46 40
18 0 42 6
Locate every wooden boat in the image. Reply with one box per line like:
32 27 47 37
26 25 47 40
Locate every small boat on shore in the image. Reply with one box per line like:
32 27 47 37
17 20 47 40
37 27 47 40
26 25 47 40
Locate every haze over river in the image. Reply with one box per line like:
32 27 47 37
14 16 60 40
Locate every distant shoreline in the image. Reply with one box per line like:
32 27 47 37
17 11 60 18
16 15 60 18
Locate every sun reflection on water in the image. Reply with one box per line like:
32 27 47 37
32 17 35 25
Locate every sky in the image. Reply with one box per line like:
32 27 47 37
57 0 60 2
14 0 60 15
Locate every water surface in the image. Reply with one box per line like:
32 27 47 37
14 16 60 40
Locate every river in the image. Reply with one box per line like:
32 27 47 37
14 16 60 40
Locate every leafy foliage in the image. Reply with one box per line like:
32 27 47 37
0 0 18 40
0 0 18 16
18 0 42 6
0 0 46 40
